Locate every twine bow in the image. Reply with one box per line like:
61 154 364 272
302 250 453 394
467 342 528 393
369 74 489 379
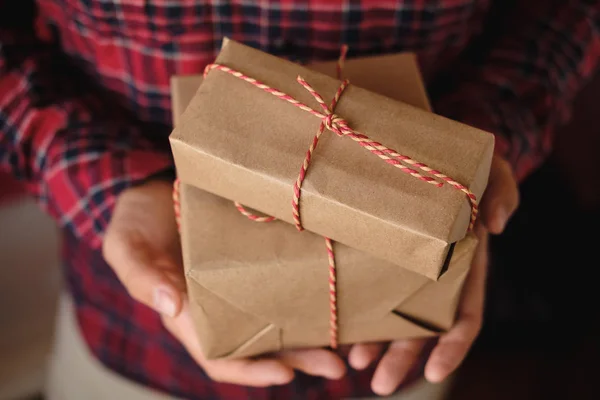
174 46 478 350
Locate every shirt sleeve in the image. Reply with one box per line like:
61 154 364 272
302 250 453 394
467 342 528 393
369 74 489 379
433 0 600 182
0 1 174 249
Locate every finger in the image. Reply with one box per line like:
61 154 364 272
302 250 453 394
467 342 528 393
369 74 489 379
424 317 480 383
163 302 294 387
126 256 183 317
208 357 294 387
424 244 485 383
348 342 385 370
105 239 183 317
371 339 427 396
277 348 347 379
481 156 520 234
457 232 487 318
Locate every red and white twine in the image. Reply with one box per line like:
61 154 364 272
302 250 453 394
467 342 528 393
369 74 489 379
173 179 181 231
174 47 478 350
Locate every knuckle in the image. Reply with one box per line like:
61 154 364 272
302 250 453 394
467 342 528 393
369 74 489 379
124 284 144 304
119 270 148 305
496 156 512 174
102 230 128 266
390 340 424 358
498 157 511 170
403 346 422 358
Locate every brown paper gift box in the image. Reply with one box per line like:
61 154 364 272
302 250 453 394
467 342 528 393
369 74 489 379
170 39 493 280
171 53 479 359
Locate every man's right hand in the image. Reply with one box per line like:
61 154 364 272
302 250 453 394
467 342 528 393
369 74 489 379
103 179 346 387
162 299 346 386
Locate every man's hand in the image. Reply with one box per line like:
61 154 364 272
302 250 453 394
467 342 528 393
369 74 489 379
102 179 346 387
103 179 186 318
347 156 520 396
162 299 346 386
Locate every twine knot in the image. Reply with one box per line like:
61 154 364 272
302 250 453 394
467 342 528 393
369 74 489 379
323 113 348 137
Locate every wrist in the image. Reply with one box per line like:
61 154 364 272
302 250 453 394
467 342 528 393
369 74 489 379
119 168 176 202
135 168 176 185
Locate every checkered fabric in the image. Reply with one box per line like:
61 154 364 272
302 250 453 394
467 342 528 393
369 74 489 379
1 1 599 398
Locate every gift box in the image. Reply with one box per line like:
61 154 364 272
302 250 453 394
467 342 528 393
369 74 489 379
170 39 493 280
171 51 479 359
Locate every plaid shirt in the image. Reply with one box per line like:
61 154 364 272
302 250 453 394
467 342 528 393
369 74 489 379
1 0 599 399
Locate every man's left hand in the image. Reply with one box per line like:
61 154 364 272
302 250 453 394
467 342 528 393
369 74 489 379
348 156 519 396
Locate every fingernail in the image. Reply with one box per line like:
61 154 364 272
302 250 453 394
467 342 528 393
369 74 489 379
372 381 393 397
425 362 450 383
349 353 368 370
153 287 177 317
426 368 447 383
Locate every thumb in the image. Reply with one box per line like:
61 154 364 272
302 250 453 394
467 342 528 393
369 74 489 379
481 156 520 234
103 239 184 318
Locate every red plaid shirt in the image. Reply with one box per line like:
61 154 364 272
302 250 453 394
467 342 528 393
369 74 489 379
1 1 599 399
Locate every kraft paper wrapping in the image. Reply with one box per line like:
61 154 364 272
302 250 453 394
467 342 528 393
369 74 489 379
171 51 478 359
170 39 493 280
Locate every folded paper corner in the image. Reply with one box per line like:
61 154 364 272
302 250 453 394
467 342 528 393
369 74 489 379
223 324 282 359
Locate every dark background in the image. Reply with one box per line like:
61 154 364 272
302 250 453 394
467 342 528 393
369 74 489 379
448 70 600 399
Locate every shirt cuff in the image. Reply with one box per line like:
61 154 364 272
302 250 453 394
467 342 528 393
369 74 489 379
48 150 174 250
